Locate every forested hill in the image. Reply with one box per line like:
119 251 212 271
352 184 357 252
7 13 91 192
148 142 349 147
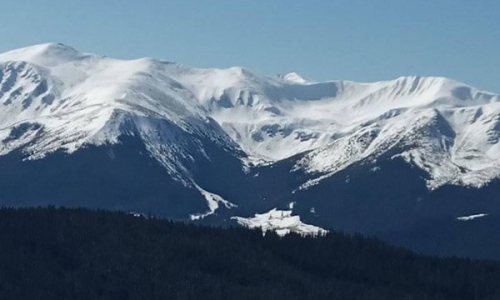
1 207 500 300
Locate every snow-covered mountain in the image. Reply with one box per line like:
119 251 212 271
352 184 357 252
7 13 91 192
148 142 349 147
3 44 500 188
0 43 240 180
1 43 500 258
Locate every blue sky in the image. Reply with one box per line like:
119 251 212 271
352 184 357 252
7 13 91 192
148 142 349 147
1 0 499 92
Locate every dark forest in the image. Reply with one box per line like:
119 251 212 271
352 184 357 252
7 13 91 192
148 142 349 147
1 207 499 300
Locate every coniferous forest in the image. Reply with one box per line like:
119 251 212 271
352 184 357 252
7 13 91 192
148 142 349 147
1 207 500 300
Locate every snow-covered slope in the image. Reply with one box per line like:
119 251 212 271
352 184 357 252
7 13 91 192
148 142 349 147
173 68 500 189
289 79 500 189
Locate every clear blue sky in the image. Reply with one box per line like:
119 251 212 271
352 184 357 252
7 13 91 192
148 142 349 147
1 0 499 92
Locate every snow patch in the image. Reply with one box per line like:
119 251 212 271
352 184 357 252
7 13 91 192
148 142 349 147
457 214 489 221
231 208 328 237
190 185 237 221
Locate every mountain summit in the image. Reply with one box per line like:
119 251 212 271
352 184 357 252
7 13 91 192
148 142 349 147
1 44 500 259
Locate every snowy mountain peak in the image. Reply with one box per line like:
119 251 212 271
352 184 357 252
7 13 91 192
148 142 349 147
277 72 311 84
0 43 86 67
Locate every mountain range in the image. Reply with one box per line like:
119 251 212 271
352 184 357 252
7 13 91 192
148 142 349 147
1 43 500 259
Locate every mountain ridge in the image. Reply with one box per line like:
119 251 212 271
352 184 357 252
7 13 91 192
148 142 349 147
3 43 500 191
